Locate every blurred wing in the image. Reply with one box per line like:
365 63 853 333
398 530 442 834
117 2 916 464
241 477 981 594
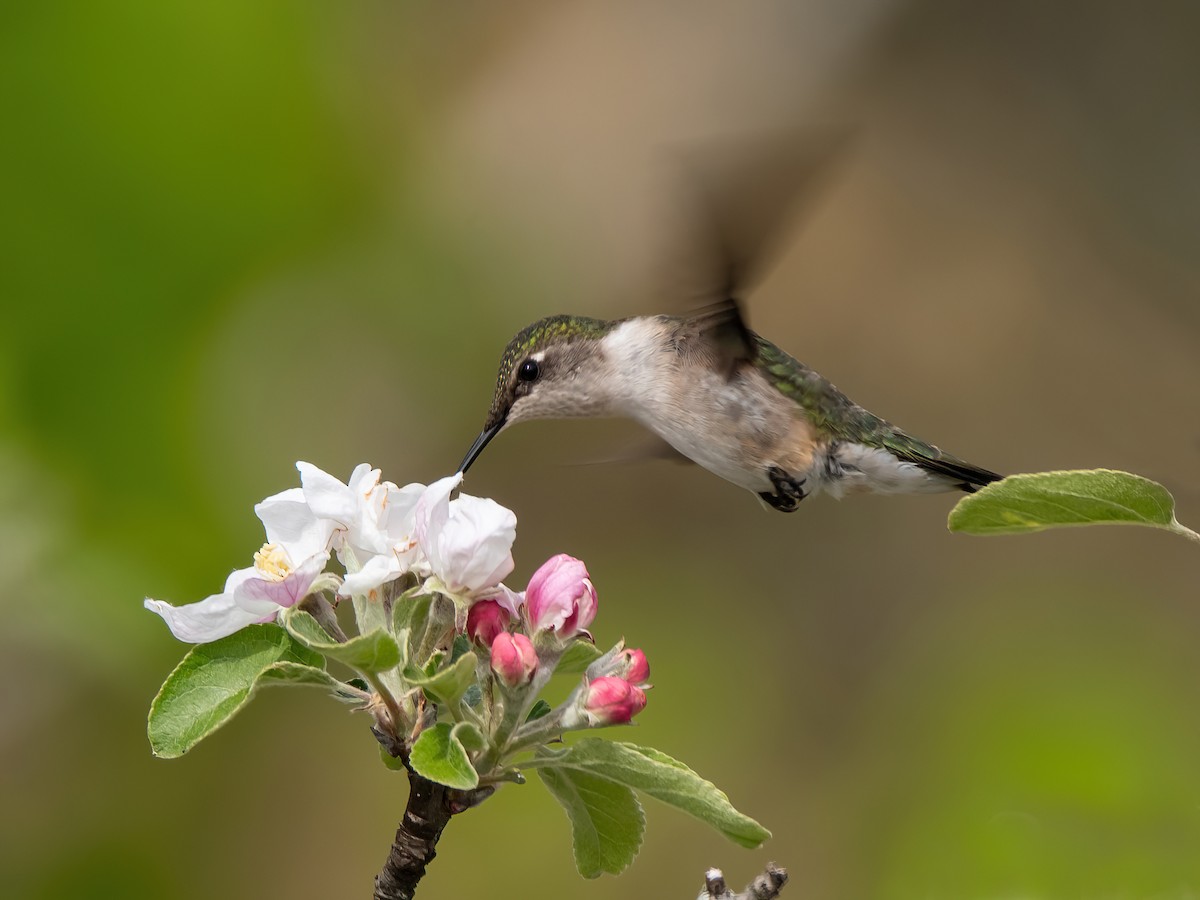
664 129 852 307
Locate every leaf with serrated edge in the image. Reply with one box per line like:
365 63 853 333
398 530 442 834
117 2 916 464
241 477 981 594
947 469 1196 538
538 765 645 878
410 722 479 790
534 740 769 848
284 610 400 672
148 624 325 759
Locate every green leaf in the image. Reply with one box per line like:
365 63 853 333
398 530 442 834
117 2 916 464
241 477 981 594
262 660 347 690
379 745 408 772
537 765 645 878
283 610 401 672
556 640 603 675
410 722 479 790
526 699 553 722
535 740 770 848
407 651 479 709
948 470 1200 543
148 624 325 759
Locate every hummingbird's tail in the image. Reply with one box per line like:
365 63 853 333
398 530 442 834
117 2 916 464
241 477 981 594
879 431 1002 493
917 455 1003 493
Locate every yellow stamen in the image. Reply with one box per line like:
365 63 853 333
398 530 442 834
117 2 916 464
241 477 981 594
253 543 293 582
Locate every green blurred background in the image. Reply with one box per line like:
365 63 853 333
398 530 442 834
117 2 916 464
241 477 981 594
4 2 1200 897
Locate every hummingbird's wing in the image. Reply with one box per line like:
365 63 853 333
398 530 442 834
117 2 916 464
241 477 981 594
688 297 756 378
665 132 850 378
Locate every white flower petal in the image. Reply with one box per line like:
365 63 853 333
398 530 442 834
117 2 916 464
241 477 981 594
439 494 516 592
144 577 267 644
297 461 360 525
341 553 402 597
478 583 525 618
414 474 463 577
347 463 382 497
255 488 335 562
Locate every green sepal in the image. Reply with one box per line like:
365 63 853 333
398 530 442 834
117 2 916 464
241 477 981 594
410 722 480 790
406 650 478 710
147 624 325 759
526 699 553 723
392 593 433 666
379 745 408 772
283 609 401 673
556 640 603 675
533 740 770 849
537 764 645 878
948 469 1199 542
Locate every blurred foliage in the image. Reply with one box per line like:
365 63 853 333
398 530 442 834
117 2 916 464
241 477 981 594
3 2 1200 899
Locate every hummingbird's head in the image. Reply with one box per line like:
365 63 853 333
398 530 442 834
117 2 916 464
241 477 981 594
458 314 617 474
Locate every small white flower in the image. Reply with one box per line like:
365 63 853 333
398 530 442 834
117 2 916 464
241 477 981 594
144 546 328 644
414 473 516 600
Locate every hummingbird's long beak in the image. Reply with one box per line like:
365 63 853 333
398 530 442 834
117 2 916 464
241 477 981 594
458 418 505 474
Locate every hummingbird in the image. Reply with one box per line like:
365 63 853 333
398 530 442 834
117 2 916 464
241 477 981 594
457 298 1001 512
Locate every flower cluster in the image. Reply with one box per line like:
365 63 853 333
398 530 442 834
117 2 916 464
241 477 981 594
145 463 516 643
145 460 649 766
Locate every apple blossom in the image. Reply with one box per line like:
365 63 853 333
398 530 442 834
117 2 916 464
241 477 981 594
466 599 513 647
490 632 538 687
525 553 596 639
144 546 328 644
414 473 516 599
617 648 650 686
578 676 647 725
279 462 428 597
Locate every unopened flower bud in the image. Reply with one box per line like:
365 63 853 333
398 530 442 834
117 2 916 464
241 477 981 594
490 632 538 688
617 648 650 686
580 675 647 725
466 599 512 647
526 553 597 639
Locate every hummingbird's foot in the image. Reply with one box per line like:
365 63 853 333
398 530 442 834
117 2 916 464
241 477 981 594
761 466 807 512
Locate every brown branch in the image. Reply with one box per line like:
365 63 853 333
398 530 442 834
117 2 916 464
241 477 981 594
699 863 788 900
371 728 496 900
373 770 455 900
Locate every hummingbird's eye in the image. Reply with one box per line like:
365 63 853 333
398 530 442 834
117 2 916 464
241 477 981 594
517 359 540 383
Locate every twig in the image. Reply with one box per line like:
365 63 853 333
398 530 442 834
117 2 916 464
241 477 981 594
371 731 496 900
698 863 788 900
373 770 455 900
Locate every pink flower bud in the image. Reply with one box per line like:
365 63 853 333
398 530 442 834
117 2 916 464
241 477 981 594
525 553 597 639
490 632 538 688
466 599 512 647
581 676 647 725
618 648 650 686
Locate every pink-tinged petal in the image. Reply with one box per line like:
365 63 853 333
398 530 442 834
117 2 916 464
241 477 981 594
237 553 327 610
466 599 513 647
619 648 650 686
478 584 525 618
490 632 538 687
526 554 596 638
581 676 647 725
144 583 266 644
